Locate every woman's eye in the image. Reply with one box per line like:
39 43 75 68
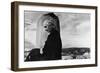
44 26 47 28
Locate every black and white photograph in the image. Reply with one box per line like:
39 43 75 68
11 1 97 71
24 11 91 61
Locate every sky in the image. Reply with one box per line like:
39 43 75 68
24 11 91 50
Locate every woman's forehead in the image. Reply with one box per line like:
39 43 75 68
42 16 57 26
43 19 53 25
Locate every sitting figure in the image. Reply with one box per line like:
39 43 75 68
42 13 62 60
25 13 62 61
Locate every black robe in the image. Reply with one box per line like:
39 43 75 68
43 29 62 60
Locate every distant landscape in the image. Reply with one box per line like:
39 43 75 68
62 47 90 60
24 47 90 61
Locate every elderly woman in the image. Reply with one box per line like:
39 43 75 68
42 13 62 60
25 13 62 61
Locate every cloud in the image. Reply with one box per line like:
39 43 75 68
60 20 91 48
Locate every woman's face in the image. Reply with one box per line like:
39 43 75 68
43 19 54 32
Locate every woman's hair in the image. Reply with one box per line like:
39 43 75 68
44 13 58 20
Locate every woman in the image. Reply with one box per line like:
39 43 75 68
42 13 62 60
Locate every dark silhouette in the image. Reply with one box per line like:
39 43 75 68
42 28 62 60
42 13 62 60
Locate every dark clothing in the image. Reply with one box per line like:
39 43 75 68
42 29 62 60
25 49 42 61
25 29 62 61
